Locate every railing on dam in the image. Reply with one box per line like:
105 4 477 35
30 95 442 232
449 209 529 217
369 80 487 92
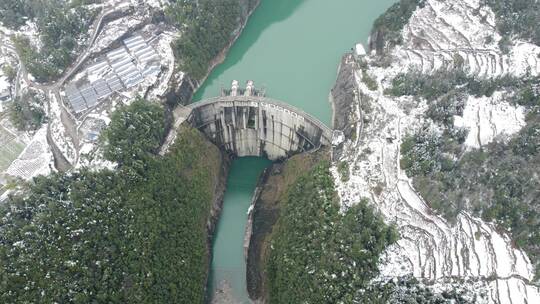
179 95 333 160
161 84 334 159
186 95 332 139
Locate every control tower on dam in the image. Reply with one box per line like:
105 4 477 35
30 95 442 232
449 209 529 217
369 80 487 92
184 81 333 160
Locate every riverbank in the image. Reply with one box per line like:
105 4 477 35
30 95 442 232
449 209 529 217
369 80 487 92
246 150 330 302
198 0 261 92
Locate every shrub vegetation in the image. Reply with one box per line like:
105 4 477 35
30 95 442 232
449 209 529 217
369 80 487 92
483 0 540 46
9 91 46 131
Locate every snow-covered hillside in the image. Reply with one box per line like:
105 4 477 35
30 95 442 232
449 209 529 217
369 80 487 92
396 0 540 78
333 0 540 303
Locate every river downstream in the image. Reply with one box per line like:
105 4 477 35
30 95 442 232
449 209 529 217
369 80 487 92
194 0 396 302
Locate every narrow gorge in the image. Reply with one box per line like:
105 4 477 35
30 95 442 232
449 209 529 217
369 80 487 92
189 0 396 302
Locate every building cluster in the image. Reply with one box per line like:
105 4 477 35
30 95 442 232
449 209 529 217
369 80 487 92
65 34 161 113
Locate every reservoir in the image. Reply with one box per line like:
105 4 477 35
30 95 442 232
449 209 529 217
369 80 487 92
195 0 397 302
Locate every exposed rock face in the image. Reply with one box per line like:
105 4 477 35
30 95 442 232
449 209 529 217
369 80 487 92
332 0 540 303
206 139 231 238
368 27 385 55
166 74 196 107
331 54 359 160
205 158 231 304
246 167 276 302
331 54 357 139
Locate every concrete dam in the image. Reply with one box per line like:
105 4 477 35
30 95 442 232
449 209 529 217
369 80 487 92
162 81 333 160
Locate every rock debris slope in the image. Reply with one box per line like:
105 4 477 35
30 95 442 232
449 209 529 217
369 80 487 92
332 0 540 303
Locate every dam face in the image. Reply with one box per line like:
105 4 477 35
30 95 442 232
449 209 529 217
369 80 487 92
186 82 332 160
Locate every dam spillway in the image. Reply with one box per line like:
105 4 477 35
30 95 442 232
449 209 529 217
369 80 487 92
166 81 333 160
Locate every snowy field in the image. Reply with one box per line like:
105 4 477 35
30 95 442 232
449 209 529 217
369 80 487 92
393 0 540 78
6 126 53 180
454 93 526 149
0 126 25 172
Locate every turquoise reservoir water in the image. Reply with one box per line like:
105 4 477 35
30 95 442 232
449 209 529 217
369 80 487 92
200 0 396 302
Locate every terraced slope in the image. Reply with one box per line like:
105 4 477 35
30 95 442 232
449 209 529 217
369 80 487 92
333 0 540 302
395 0 540 78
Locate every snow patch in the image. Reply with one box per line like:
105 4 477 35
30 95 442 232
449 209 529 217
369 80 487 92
0 75 9 92
454 93 526 149
6 127 54 180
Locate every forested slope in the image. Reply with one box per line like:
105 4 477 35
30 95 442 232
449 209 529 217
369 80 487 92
166 0 259 80
0 100 223 303
373 0 540 280
1 0 95 82
396 74 540 279
264 162 398 303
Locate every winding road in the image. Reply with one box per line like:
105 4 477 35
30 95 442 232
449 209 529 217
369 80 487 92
1 4 129 172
